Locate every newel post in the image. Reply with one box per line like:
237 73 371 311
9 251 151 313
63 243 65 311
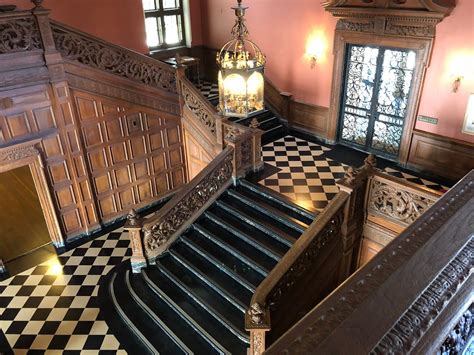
336 154 376 281
246 303 271 355
125 209 147 273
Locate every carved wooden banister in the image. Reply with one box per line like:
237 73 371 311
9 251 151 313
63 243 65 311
125 146 234 271
245 191 350 354
49 21 178 94
265 170 474 354
179 75 220 136
0 11 43 54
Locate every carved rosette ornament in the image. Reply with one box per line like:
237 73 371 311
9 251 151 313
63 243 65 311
368 179 437 225
143 153 233 253
0 17 42 54
51 25 177 93
181 82 216 134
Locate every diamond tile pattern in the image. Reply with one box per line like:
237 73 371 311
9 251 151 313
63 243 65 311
195 81 219 100
0 229 130 353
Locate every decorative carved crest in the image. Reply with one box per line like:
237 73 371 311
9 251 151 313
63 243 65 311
51 24 177 93
126 209 139 226
0 17 42 54
0 145 39 162
248 303 266 325
323 0 455 38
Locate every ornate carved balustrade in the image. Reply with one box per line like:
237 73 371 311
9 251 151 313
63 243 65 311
0 11 42 55
124 146 234 271
265 170 474 355
245 157 377 354
50 22 177 94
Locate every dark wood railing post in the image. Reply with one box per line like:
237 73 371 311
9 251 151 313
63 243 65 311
336 154 376 281
124 209 147 273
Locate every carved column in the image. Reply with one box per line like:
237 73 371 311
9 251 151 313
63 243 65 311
125 209 147 273
336 155 376 280
250 127 264 173
246 302 271 355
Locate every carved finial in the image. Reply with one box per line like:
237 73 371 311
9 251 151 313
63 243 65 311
248 302 265 324
127 209 139 226
364 154 377 169
225 127 241 140
31 0 44 9
344 166 357 184
250 117 259 129
174 53 182 67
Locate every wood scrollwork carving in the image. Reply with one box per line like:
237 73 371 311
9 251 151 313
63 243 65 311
51 24 177 93
368 179 437 225
0 17 42 54
181 81 216 134
143 152 233 252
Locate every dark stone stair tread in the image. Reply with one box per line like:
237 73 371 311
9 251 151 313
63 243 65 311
217 197 301 240
127 271 214 354
172 241 253 303
226 189 307 233
197 218 279 270
159 253 246 328
207 207 291 253
236 181 316 224
146 267 249 354
112 270 185 354
183 231 265 287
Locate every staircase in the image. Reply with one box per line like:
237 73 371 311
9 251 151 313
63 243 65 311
100 179 316 354
206 90 287 145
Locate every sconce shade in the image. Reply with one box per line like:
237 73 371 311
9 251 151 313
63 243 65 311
217 0 266 118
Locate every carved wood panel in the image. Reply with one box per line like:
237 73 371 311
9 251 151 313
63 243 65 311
184 127 213 180
71 89 186 223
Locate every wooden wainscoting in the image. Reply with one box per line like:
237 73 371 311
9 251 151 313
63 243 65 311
288 101 329 139
408 130 474 181
71 89 186 225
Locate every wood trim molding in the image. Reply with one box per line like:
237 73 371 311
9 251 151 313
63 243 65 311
408 130 474 180
0 138 64 247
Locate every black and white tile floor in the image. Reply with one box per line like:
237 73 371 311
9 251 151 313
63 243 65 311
259 135 449 211
0 134 451 353
195 81 219 100
0 228 130 353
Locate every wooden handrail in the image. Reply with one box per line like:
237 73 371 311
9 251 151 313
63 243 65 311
265 170 474 354
50 21 177 94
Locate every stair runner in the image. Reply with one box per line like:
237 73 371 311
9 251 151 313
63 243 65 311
207 95 287 145
100 179 317 354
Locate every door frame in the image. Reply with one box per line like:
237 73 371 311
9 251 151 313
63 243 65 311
327 30 433 164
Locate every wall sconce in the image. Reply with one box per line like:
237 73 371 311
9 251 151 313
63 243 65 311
452 75 463 93
306 35 325 69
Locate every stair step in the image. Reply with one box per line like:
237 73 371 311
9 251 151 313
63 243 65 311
108 273 157 354
157 261 250 344
145 267 248 353
259 117 281 131
205 209 290 257
193 224 272 276
204 211 283 261
168 249 247 313
183 231 265 287
140 270 230 354
178 237 256 293
124 270 194 354
215 200 296 247
112 271 185 354
238 179 316 222
217 198 300 241
226 189 307 233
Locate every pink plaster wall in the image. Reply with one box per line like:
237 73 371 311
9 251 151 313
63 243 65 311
1 0 149 53
190 0 203 46
200 0 474 143
416 0 474 143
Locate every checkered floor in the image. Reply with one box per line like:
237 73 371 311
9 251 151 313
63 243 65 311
259 136 449 211
195 81 218 100
0 228 130 353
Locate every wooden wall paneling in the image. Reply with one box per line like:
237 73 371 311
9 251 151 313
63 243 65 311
289 101 329 138
408 130 474 180
184 127 213 179
71 89 186 224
